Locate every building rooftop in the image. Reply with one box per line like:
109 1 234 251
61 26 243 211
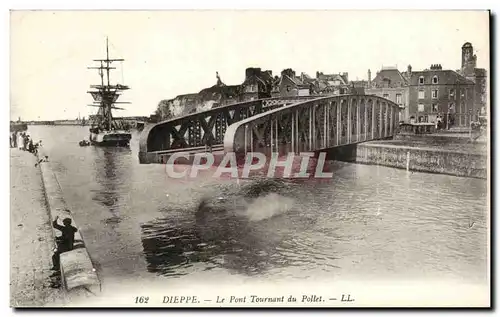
404 69 475 85
371 68 408 88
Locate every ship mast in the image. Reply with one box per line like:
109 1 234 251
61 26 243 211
87 37 130 131
106 37 111 130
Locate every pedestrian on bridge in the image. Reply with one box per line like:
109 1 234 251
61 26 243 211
205 134 214 153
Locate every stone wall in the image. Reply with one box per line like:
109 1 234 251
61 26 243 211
355 142 487 179
37 148 101 298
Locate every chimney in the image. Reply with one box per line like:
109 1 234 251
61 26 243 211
245 67 261 80
245 68 253 80
407 65 412 78
281 68 295 79
368 69 372 86
316 71 320 79
342 72 349 83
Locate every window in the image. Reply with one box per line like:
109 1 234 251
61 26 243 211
449 89 455 100
432 76 439 84
396 94 402 104
418 90 425 99
383 94 389 99
419 76 424 85
418 104 425 112
286 85 291 92
432 103 438 113
460 89 465 98
431 89 438 99
449 103 455 113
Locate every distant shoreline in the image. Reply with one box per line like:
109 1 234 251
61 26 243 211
13 116 151 127
20 121 89 126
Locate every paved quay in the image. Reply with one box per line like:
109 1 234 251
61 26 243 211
10 149 65 307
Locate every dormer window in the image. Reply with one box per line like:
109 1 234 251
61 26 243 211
419 76 424 85
432 76 439 84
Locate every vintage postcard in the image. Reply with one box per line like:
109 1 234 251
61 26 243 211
9 10 490 308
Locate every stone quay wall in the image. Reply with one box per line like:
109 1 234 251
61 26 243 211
36 148 101 298
355 142 487 179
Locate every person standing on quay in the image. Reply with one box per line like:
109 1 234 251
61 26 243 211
17 132 23 150
22 134 28 151
51 216 78 271
12 131 17 148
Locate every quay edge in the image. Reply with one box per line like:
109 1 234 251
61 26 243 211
333 141 487 179
36 148 101 298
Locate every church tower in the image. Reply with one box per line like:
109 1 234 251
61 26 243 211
461 42 477 78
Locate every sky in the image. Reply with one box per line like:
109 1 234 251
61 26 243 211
10 10 489 121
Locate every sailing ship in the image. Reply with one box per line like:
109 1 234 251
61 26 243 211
87 38 132 147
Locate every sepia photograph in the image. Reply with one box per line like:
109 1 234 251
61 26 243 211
9 9 490 308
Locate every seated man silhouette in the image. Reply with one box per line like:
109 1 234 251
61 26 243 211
51 215 78 271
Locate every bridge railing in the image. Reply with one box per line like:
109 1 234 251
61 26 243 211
223 95 400 156
139 95 321 162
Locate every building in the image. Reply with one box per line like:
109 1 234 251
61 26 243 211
349 80 368 95
366 41 484 126
240 68 274 101
365 67 409 122
403 64 475 126
272 68 312 97
314 72 349 95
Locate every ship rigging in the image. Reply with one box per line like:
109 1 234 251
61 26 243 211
86 38 132 146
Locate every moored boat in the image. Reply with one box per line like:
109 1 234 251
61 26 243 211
89 128 131 146
86 38 131 147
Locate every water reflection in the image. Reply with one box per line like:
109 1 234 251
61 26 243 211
91 146 133 226
140 180 324 277
141 212 282 276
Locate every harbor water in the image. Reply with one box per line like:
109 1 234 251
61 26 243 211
26 125 488 290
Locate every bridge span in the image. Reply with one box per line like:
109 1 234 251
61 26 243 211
139 94 400 164
139 95 320 164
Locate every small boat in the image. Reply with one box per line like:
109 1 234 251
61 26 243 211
79 140 91 147
86 38 132 147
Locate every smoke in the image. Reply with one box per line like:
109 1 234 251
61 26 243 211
196 179 295 222
242 193 295 222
